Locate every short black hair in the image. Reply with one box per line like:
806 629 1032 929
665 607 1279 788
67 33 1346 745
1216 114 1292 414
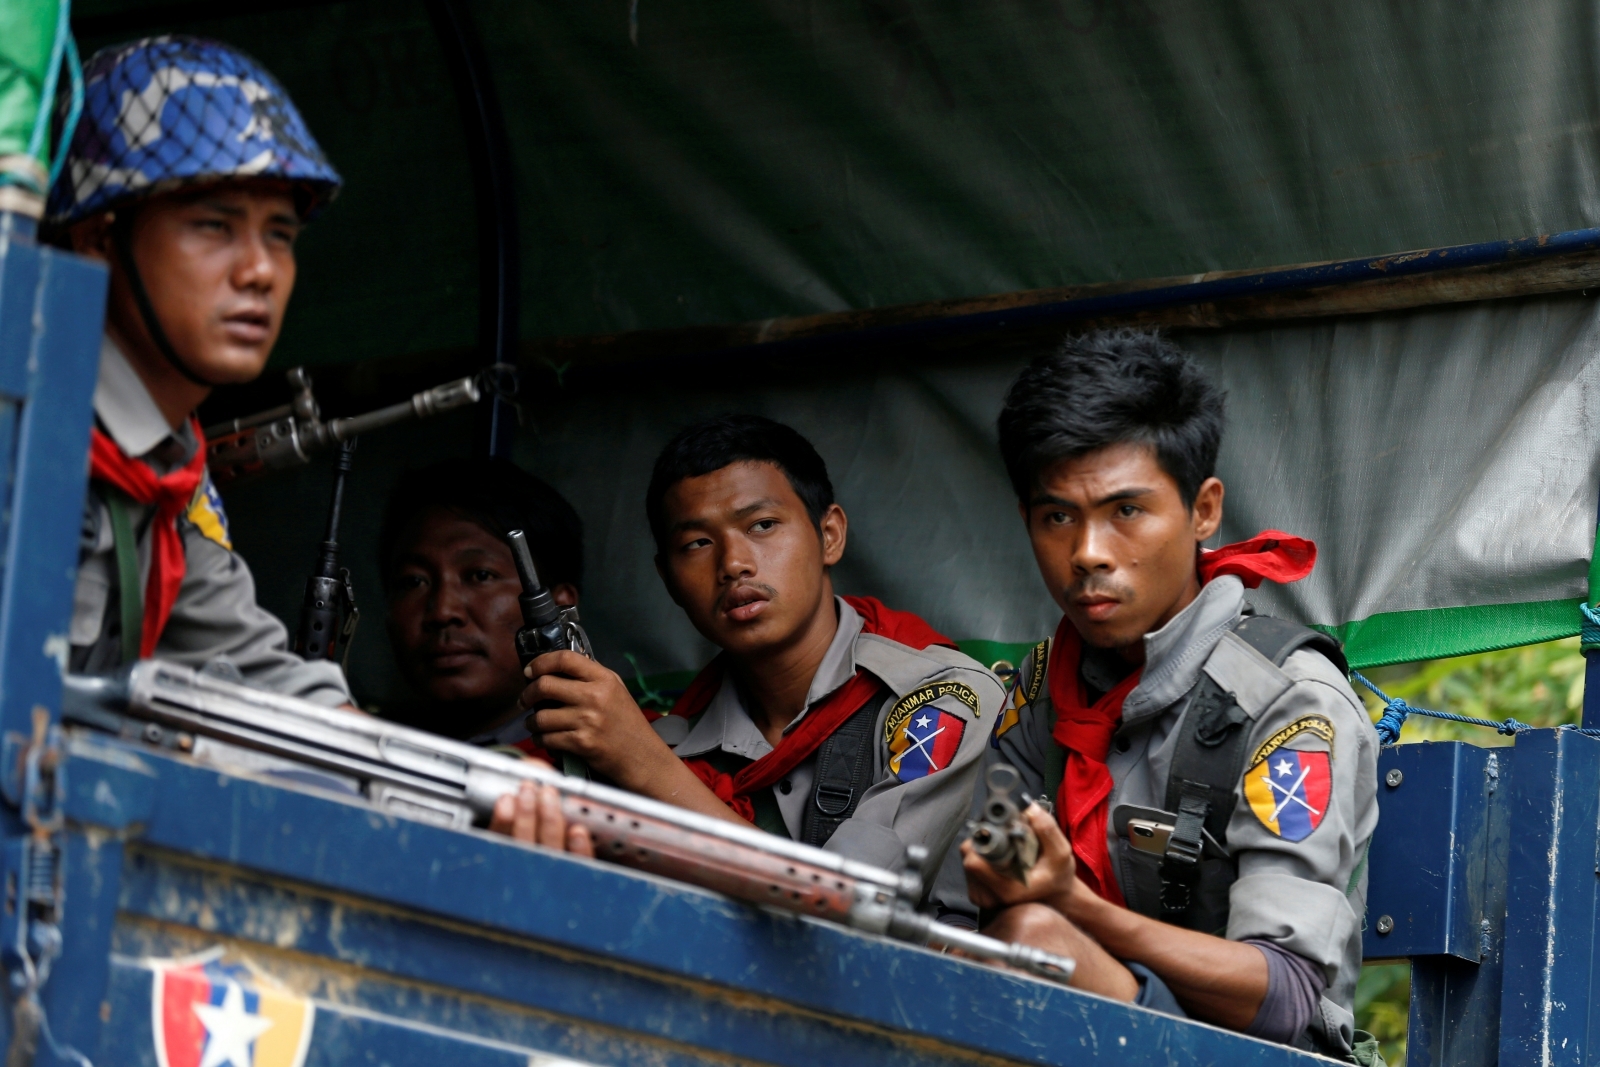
645 414 834 550
379 459 583 590
997 329 1226 508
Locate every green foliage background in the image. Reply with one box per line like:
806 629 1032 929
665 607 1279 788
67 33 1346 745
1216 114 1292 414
1351 636 1585 1066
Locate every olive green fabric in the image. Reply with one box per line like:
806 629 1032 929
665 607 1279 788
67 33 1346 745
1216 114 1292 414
103 486 142 666
74 0 1600 366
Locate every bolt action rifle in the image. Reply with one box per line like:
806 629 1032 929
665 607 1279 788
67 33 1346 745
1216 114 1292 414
203 367 481 489
59 660 1076 986
294 438 360 667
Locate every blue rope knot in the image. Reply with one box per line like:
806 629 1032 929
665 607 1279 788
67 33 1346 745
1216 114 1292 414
1351 670 1539 744
1352 672 1410 745
1581 602 1600 653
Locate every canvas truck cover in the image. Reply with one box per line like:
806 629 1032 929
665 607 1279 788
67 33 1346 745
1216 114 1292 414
65 0 1600 686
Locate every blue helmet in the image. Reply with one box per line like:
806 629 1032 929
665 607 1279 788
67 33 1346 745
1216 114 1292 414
46 36 341 226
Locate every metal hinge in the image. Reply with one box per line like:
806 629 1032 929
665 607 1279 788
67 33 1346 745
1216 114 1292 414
0 707 91 1067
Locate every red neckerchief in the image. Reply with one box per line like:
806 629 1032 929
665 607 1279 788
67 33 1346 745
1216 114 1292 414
1050 531 1316 905
88 420 208 659
512 737 554 763
670 595 954 823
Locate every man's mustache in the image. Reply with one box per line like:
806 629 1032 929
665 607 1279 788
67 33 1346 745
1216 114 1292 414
715 581 779 612
1066 575 1134 601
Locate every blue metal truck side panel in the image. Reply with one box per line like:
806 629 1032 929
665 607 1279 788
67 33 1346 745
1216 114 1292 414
1371 744 1510 1067
1498 729 1600 1067
1364 742 1496 963
61 732 1330 1067
0 215 105 735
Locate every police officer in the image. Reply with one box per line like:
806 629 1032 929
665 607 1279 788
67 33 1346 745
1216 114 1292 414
501 415 1000 922
965 331 1378 1057
379 458 583 750
48 37 351 705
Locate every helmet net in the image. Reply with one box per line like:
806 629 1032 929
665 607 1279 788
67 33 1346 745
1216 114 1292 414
49 35 337 225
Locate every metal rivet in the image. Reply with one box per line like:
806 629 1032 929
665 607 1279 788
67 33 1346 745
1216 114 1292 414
1376 915 1394 935
1385 769 1404 788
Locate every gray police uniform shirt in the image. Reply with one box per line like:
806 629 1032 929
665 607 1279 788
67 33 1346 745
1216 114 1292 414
670 597 1002 918
988 576 1378 1053
69 336 353 707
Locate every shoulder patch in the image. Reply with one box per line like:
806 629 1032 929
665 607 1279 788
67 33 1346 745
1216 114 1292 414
888 707 966 782
1024 639 1048 705
883 681 981 745
1244 748 1331 842
1248 714 1335 767
186 479 232 551
993 639 1049 748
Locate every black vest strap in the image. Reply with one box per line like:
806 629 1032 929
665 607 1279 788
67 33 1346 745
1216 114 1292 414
800 689 890 847
1158 674 1253 928
1137 615 1346 932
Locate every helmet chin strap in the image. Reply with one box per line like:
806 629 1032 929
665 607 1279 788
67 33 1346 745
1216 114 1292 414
110 212 228 389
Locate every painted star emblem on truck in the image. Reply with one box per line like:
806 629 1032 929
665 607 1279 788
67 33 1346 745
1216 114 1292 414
194 980 274 1067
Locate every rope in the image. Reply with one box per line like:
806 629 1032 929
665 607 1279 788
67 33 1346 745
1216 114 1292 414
1581 602 1600 653
1357 599 1600 746
1351 670 1600 745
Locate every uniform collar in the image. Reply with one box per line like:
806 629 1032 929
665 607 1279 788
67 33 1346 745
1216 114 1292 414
94 334 182 460
469 711 532 748
802 596 864 709
1119 575 1245 724
673 596 864 759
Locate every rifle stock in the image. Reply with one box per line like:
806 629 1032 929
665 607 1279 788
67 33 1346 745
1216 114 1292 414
61 662 1076 985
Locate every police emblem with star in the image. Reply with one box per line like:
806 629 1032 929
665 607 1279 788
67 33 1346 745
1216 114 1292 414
888 707 965 782
884 682 974 782
1242 716 1333 843
151 952 314 1067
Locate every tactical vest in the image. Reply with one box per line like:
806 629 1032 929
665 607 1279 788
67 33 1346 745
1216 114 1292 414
1050 615 1348 936
798 689 893 846
669 688 893 848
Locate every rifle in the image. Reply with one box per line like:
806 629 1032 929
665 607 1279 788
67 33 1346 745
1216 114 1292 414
966 763 1040 884
506 529 592 664
203 367 480 489
506 529 595 777
294 438 360 666
60 661 1076 986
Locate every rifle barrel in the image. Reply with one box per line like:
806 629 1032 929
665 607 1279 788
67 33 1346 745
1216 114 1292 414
328 376 480 441
62 661 1077 987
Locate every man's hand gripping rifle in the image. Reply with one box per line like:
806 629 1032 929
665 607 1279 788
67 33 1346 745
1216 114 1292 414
967 764 1042 884
62 661 1075 986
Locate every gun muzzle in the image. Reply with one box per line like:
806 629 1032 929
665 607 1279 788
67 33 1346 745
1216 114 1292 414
327 376 480 442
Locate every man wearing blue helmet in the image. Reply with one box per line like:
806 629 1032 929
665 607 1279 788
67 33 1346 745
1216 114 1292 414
46 36 352 704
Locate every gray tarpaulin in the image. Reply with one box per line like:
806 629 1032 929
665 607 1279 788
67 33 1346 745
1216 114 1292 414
75 0 1600 362
485 293 1599 683
92 0 1600 691
230 288 1600 700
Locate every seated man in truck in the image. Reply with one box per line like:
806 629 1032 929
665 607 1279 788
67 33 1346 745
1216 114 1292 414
501 415 1000 921
963 330 1378 1055
380 458 583 752
48 36 352 706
